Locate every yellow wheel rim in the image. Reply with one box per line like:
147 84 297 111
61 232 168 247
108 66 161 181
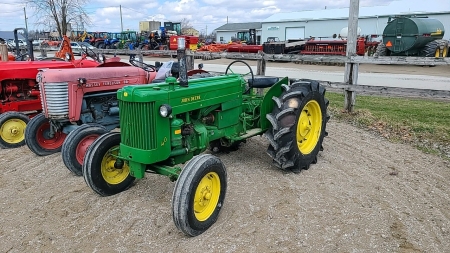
194 172 221 221
0 119 27 144
296 100 322 154
435 46 448 58
100 146 130 185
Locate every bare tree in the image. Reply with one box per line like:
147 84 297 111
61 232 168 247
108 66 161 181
179 17 194 35
29 0 91 38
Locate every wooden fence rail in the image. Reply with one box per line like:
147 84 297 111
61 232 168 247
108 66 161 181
91 48 450 66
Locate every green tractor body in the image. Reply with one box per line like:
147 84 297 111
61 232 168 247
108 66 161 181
118 74 285 179
83 60 329 236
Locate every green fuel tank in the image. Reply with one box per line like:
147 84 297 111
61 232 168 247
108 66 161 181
382 17 445 55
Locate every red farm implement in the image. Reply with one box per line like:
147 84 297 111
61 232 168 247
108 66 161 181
301 37 379 56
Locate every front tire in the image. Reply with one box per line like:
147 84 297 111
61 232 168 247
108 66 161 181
62 124 108 176
172 154 227 237
0 112 29 148
83 132 135 196
265 80 329 173
25 113 67 156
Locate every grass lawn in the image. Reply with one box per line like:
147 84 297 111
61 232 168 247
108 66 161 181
326 92 450 159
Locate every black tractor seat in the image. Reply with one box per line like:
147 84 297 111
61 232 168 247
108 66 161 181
247 76 280 88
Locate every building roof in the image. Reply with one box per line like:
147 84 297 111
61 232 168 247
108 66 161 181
263 0 450 23
215 22 262 31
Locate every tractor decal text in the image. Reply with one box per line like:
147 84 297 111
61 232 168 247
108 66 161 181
84 79 130 88
181 95 201 103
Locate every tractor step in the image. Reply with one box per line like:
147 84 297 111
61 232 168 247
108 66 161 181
239 128 264 139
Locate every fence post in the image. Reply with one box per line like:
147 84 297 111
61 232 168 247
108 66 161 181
186 49 194 70
137 48 143 67
0 43 8 61
256 53 266 95
344 0 360 112
40 45 47 58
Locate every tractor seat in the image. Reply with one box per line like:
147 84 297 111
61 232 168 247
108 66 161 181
247 76 279 88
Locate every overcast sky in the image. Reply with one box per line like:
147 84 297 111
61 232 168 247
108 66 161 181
0 0 428 34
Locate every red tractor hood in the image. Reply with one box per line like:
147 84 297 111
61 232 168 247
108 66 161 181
38 66 152 84
0 61 79 80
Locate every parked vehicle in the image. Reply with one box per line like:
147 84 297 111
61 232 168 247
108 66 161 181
82 59 330 236
70 42 96 56
375 16 449 57
7 39 27 47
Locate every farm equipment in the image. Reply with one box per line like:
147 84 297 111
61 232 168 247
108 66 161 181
25 56 207 175
118 31 140 50
300 36 379 56
0 32 129 149
88 32 109 48
263 37 307 54
102 33 121 49
24 58 158 160
139 30 169 50
82 53 330 236
375 16 449 57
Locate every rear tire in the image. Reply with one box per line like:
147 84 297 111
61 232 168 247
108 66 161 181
172 154 227 236
422 39 449 57
374 43 388 57
83 132 135 196
25 113 67 156
0 112 29 148
62 124 108 176
265 80 329 173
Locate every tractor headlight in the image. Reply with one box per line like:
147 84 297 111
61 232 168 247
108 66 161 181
159 104 172 117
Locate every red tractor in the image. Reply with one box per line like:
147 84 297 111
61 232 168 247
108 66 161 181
0 29 129 149
24 59 159 173
25 59 210 176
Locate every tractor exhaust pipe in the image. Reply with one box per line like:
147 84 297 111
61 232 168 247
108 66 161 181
177 37 188 87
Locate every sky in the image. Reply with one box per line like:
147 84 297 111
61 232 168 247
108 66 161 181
0 0 429 35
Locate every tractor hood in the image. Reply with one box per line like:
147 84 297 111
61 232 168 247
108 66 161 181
0 61 77 80
38 66 148 85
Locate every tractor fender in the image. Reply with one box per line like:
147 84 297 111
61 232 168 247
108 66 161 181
259 77 289 131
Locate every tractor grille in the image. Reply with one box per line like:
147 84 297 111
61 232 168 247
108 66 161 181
41 82 69 118
119 101 157 150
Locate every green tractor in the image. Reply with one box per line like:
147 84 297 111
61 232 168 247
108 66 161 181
82 60 330 236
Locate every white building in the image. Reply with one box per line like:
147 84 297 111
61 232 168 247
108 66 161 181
262 0 450 43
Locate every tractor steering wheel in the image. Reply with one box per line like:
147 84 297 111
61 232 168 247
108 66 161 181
129 57 157 72
225 60 255 94
80 44 99 62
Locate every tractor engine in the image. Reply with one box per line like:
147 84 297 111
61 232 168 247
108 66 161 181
1 80 40 103
79 93 120 126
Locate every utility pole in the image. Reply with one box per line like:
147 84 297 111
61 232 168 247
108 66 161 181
344 0 360 112
23 7 28 31
206 25 207 37
120 5 123 33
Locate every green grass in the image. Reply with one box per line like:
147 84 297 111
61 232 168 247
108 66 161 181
326 92 450 159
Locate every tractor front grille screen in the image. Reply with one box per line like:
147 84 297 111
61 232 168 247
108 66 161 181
41 82 69 118
119 101 157 150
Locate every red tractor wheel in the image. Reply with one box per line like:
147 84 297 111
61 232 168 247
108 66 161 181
62 124 108 176
25 113 67 156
